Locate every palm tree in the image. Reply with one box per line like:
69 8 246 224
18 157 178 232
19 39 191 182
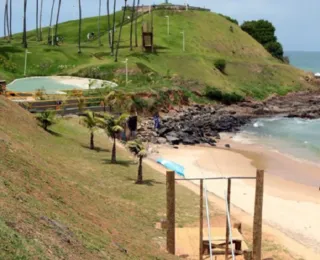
78 0 82 53
3 0 8 40
111 0 117 55
36 0 39 41
129 0 136 50
9 0 12 38
104 113 128 164
135 0 140 47
39 0 44 41
36 110 56 131
127 139 147 184
81 111 104 150
107 0 111 48
23 0 27 48
98 0 101 46
54 0 62 45
48 0 56 44
115 0 128 62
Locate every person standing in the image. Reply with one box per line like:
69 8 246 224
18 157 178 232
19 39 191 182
127 109 138 140
153 112 160 130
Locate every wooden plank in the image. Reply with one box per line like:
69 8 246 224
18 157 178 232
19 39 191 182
253 170 264 260
166 170 175 254
199 179 203 260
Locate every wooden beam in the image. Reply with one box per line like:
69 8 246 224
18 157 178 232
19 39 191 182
225 178 231 260
199 179 203 260
166 170 175 254
253 170 264 260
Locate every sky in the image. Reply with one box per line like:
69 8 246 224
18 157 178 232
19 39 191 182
1 0 320 51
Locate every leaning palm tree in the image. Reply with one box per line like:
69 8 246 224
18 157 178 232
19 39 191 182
104 113 128 164
54 0 62 45
107 0 111 48
22 0 27 48
39 0 44 40
115 0 128 62
78 0 82 53
111 0 117 55
127 139 147 184
36 110 56 131
81 111 104 150
48 0 56 44
129 0 136 50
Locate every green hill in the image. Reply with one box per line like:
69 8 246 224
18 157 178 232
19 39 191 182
0 9 312 99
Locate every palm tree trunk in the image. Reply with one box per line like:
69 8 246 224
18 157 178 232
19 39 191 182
90 132 94 149
36 0 39 41
4 1 8 40
135 0 140 47
115 0 127 62
23 0 28 48
39 0 44 41
107 0 111 48
48 0 56 44
98 0 101 46
9 0 12 38
54 0 62 45
111 0 116 55
129 0 136 50
78 0 82 53
136 156 143 184
111 135 116 163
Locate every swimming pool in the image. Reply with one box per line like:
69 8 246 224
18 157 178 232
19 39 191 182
7 77 116 94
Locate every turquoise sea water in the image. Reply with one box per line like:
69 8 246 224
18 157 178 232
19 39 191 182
285 51 320 73
8 77 81 94
236 118 320 164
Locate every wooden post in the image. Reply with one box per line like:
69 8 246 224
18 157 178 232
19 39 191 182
225 178 231 260
199 179 203 260
166 170 175 254
253 170 264 260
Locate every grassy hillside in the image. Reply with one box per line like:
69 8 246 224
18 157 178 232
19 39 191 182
0 96 203 259
0 9 311 98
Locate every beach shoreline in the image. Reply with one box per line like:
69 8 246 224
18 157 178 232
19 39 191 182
146 138 320 259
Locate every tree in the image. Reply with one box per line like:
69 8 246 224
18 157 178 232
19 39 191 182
54 0 62 45
107 0 111 48
98 0 102 46
48 0 56 44
23 0 28 48
36 0 39 41
104 113 128 164
264 41 284 60
129 0 136 50
127 139 147 184
3 0 8 40
39 0 44 41
9 0 12 38
36 110 56 131
78 0 82 53
111 0 117 55
81 111 104 150
135 0 140 47
115 0 128 62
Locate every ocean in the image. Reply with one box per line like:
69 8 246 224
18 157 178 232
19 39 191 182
285 51 320 73
234 118 320 164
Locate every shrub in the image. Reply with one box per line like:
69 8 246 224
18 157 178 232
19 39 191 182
214 59 226 73
219 14 238 25
204 86 244 105
132 96 148 112
283 56 290 64
264 41 284 60
204 86 223 100
0 55 17 73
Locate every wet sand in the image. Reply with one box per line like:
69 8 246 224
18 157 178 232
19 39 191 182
147 141 320 259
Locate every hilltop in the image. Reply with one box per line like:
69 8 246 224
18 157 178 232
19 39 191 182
0 8 314 99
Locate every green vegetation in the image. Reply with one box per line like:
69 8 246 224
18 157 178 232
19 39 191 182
127 139 147 184
36 110 56 130
0 9 311 100
81 111 104 150
218 14 239 25
204 86 244 105
214 59 227 73
241 20 284 60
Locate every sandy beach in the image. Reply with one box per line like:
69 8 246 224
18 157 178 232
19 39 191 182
51 76 117 89
147 139 320 259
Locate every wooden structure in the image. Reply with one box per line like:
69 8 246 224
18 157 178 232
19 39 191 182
141 7 154 52
0 80 7 95
166 170 265 260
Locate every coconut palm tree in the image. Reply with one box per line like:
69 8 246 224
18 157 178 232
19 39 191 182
39 0 44 40
23 0 28 48
104 113 128 164
81 111 104 150
127 139 147 184
78 0 82 53
129 0 136 50
48 0 56 44
36 110 56 131
135 0 140 47
98 0 101 46
36 0 39 40
115 0 128 62
107 0 111 48
3 0 8 40
9 0 12 38
54 0 62 45
111 0 117 55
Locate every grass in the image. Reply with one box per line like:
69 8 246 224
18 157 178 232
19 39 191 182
0 9 312 99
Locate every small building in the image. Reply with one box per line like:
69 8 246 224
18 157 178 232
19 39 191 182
0 80 6 95
314 72 320 79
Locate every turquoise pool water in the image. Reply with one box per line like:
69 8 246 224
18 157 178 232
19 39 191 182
8 77 82 94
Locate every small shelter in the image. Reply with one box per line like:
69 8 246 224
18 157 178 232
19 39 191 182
142 6 154 52
0 80 7 95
